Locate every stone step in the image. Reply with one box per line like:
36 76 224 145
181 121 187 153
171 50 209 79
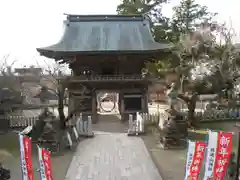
98 114 121 122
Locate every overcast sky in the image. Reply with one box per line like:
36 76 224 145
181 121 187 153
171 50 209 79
0 0 239 67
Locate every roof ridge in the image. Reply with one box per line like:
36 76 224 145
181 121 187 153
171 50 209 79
65 14 146 22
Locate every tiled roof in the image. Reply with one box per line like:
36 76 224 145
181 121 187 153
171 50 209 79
37 14 170 59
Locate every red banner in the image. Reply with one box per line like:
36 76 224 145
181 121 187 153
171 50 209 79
189 141 206 180
38 146 53 180
19 134 34 180
213 132 233 180
185 141 206 180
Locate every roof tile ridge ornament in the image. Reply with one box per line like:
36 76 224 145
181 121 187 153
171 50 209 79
64 19 70 27
63 13 145 22
142 13 151 22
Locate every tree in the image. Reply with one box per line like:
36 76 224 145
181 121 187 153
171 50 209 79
141 1 217 127
36 62 68 130
172 23 240 126
0 56 22 110
36 61 87 131
144 22 240 127
117 0 168 16
169 24 217 126
117 0 171 42
0 56 23 132
192 25 240 100
25 61 73 143
171 0 217 42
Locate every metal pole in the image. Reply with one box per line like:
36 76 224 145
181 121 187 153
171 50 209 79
236 131 240 180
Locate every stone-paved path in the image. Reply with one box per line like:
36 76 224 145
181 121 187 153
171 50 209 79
64 131 162 180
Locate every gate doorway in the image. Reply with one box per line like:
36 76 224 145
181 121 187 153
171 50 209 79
93 91 126 132
97 91 119 114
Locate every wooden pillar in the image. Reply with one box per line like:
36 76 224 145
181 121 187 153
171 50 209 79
143 92 149 113
144 87 149 113
68 93 71 116
141 95 145 112
141 89 148 113
68 93 73 116
92 91 97 123
121 98 124 115
119 92 125 121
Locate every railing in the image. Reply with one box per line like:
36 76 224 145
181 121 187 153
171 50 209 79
6 113 88 127
140 108 240 123
8 115 39 127
128 112 168 134
11 103 68 109
126 108 240 125
127 112 187 136
139 112 161 122
196 108 240 122
17 76 40 82
64 75 154 82
7 115 75 128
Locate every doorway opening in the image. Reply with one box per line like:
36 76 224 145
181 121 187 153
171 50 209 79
124 97 142 111
97 91 119 114
96 91 121 122
123 94 142 112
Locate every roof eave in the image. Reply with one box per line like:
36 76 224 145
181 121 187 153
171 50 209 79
37 47 172 60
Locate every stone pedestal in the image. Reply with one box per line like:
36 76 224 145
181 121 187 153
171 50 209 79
76 115 94 137
127 113 145 136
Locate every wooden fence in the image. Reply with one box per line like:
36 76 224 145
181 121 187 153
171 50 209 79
8 109 240 129
7 115 77 128
6 113 159 129
195 108 240 122
147 108 240 122
8 115 39 127
140 112 161 123
141 109 240 123
136 112 187 137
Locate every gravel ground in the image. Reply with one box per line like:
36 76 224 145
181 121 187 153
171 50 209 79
141 130 238 180
141 134 186 180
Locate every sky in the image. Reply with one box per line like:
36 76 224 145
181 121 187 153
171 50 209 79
0 0 239 67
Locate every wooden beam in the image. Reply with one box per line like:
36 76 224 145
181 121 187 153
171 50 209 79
124 94 142 98
73 95 91 99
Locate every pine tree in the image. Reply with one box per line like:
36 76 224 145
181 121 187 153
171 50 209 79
117 0 171 42
172 0 217 35
117 0 168 16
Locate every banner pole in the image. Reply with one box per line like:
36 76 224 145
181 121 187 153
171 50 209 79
235 131 240 180
18 134 24 180
184 140 190 178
